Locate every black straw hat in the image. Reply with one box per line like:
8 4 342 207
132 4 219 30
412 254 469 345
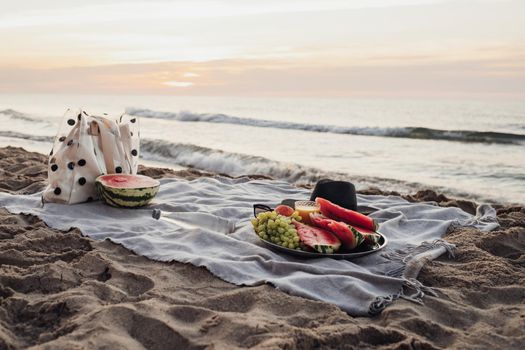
281 179 358 211
309 179 357 211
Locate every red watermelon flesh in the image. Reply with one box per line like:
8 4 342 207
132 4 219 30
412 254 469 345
311 213 380 249
316 197 377 231
325 220 360 250
311 213 361 250
293 221 341 254
97 174 159 188
309 213 333 231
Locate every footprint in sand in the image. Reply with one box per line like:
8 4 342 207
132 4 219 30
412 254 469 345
478 228 525 264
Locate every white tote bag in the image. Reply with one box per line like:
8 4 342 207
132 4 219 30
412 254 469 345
43 108 140 204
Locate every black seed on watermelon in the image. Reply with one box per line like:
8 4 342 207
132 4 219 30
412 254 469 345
54 187 61 195
78 159 86 166
51 164 58 172
130 118 136 123
67 162 75 170
83 110 88 116
130 132 133 136
78 177 86 185
67 140 74 146
115 166 123 173
59 136 66 142
77 113 81 121
49 149 53 156
131 149 137 156
67 119 75 126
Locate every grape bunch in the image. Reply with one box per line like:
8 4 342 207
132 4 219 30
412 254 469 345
251 210 302 249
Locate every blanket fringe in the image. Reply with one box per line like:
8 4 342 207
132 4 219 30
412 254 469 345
370 239 455 315
383 239 455 278
369 277 440 315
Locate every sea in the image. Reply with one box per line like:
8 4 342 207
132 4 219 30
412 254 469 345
0 94 523 204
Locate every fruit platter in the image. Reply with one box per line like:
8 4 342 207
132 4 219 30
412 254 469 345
251 198 387 259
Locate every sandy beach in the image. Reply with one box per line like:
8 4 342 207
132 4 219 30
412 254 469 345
0 146 524 350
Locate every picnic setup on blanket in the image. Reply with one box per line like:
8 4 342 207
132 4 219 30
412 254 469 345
0 109 500 316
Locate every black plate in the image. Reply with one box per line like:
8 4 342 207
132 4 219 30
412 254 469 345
256 231 388 259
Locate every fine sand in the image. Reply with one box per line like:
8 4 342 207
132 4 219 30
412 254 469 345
0 146 524 350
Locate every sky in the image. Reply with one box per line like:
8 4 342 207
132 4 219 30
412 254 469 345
0 0 524 98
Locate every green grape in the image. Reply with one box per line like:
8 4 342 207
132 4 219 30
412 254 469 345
252 210 301 250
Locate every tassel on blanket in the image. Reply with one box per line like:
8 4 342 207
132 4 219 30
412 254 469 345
370 239 456 315
369 277 440 315
383 239 455 278
448 204 499 232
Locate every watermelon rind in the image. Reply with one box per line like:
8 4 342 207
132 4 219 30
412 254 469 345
351 226 381 247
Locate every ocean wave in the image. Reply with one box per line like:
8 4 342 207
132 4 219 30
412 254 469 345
0 131 53 143
140 138 330 184
0 130 508 203
0 109 45 123
139 139 496 202
127 108 525 145
0 130 387 186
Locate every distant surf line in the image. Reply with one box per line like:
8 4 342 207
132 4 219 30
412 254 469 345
127 108 525 145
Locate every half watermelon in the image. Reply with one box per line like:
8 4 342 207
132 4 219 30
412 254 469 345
96 174 160 208
316 197 378 231
293 221 341 254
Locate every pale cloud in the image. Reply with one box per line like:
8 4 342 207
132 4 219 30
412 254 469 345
163 81 194 87
0 0 523 98
0 56 523 98
0 1 455 29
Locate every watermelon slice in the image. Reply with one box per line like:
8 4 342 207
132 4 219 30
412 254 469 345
326 221 361 250
310 213 361 249
308 213 332 231
293 221 341 254
316 197 378 231
351 225 381 247
310 213 380 250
